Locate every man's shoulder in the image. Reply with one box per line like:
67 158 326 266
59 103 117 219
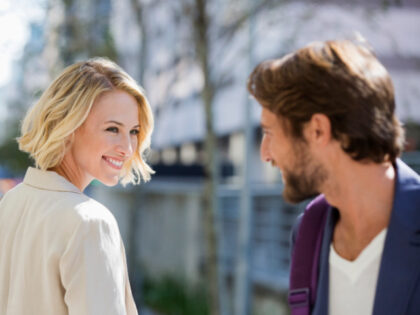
396 159 420 188
396 159 420 202
392 159 420 227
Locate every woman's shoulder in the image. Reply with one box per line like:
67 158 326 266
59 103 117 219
58 194 117 227
4 180 117 226
1 183 121 252
47 194 121 246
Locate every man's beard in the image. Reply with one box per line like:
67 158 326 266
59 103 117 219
281 143 328 204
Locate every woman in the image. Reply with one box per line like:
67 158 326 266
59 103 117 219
0 58 153 315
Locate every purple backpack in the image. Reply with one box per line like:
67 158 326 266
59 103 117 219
288 195 330 315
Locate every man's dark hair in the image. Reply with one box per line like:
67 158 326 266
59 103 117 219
247 39 405 163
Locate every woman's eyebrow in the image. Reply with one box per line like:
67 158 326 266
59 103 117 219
105 120 123 126
105 120 140 128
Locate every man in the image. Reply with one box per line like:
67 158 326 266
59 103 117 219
247 39 420 315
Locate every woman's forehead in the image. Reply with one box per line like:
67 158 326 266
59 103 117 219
88 90 139 125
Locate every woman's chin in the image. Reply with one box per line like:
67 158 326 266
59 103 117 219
98 176 120 187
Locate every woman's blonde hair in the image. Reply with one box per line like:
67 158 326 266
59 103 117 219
18 57 154 185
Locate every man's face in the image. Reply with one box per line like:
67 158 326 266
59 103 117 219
260 108 327 203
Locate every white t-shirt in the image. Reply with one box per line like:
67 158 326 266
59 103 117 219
329 229 387 315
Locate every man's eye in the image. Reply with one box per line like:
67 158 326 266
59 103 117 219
106 127 119 133
130 129 139 135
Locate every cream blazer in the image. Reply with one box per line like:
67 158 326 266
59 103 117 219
0 167 138 315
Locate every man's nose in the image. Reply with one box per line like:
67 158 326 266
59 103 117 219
260 136 271 163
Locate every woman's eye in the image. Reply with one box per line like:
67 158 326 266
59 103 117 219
130 129 139 136
106 127 119 133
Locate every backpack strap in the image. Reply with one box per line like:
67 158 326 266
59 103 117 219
288 194 330 315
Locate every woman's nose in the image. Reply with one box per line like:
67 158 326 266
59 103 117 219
117 134 134 157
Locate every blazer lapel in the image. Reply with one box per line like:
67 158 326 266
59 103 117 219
373 161 420 315
312 208 338 315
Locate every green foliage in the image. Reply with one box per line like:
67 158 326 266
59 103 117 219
98 28 118 61
142 275 209 315
0 137 31 176
60 0 118 65
0 119 31 176
404 121 420 151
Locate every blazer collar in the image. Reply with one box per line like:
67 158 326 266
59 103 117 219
23 167 82 194
313 159 420 315
372 159 420 315
312 206 337 315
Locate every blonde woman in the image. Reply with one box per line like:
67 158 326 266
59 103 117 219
0 58 153 315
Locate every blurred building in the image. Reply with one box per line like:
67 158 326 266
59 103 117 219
111 0 420 182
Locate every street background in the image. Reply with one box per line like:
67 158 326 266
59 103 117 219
1 0 420 314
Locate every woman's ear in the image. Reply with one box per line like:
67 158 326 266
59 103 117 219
64 133 75 150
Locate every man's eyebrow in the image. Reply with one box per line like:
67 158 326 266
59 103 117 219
260 122 270 129
105 120 140 128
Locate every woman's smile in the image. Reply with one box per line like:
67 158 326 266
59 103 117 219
102 156 124 170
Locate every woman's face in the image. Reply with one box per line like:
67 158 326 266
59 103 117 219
68 89 139 188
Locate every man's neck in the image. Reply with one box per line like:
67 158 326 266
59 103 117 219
323 158 396 261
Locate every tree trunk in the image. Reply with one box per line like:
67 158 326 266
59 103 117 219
193 1 220 315
127 0 148 307
130 0 148 83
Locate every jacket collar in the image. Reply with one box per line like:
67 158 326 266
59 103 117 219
23 167 82 194
373 159 420 315
313 159 420 315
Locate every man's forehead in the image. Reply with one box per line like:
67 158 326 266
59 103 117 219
260 108 279 127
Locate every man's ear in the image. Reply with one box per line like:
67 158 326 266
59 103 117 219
305 113 332 146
